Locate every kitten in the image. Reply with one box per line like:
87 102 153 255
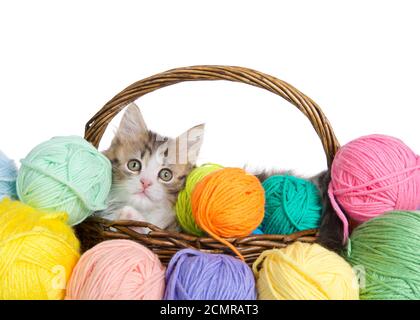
255 169 344 252
98 103 205 233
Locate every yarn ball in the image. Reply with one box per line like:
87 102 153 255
65 239 166 300
345 210 420 300
252 228 264 235
0 150 18 200
253 242 359 300
17 136 112 226
164 249 256 300
0 198 80 300
329 134 420 242
261 175 322 235
176 163 223 236
192 168 265 259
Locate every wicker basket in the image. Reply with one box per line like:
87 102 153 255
76 65 340 266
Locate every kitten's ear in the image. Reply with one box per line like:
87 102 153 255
116 103 148 138
177 123 205 164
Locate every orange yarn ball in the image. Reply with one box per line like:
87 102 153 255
192 168 265 260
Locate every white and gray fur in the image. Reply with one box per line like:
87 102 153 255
97 103 205 233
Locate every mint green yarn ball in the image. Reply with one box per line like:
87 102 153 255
345 211 420 300
17 136 112 226
261 175 322 234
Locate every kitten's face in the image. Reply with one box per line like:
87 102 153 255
104 103 204 212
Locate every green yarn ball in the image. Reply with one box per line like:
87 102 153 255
17 136 112 226
345 211 420 300
175 163 223 236
261 175 322 234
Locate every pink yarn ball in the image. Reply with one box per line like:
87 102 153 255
65 240 165 300
329 134 420 242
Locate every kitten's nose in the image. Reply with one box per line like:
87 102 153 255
140 178 152 189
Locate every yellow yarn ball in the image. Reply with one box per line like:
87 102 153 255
253 242 359 300
0 198 80 300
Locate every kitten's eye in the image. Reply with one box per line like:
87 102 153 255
127 159 142 172
158 168 173 182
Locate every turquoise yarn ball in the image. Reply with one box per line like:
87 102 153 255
0 151 18 200
261 175 322 234
17 136 112 226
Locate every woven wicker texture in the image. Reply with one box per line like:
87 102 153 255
77 65 340 265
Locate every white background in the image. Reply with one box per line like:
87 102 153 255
1 0 419 176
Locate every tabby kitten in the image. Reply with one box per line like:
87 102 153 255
98 103 205 233
255 169 344 252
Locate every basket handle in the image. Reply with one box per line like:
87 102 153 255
84 65 340 167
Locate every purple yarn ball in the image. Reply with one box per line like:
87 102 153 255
164 249 256 300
